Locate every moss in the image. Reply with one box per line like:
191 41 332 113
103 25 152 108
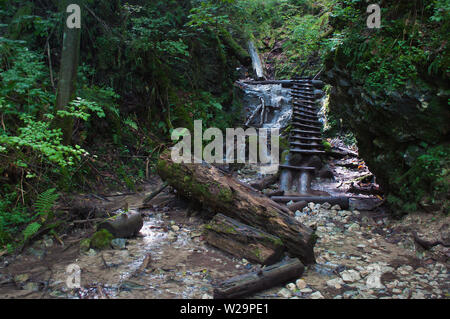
281 150 290 164
79 238 91 252
90 229 113 250
218 187 233 203
322 141 332 153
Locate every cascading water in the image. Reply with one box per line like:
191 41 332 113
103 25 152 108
238 82 293 130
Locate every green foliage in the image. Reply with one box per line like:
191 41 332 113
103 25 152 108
90 229 113 250
325 0 449 95
34 188 59 217
394 145 450 210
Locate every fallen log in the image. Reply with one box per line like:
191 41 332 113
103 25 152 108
250 172 280 191
156 152 316 265
97 211 143 238
204 214 285 265
348 182 383 196
272 196 349 209
213 258 304 299
287 201 307 213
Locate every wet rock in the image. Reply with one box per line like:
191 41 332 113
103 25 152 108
23 282 40 292
90 229 113 250
296 279 307 290
327 278 344 289
167 231 178 242
310 291 324 299
341 270 361 283
14 274 30 284
111 238 127 250
366 266 385 289
415 267 427 274
331 205 341 211
286 283 297 292
300 288 313 293
171 225 180 232
278 288 292 298
27 247 46 260
321 202 332 210
202 293 213 299
86 249 97 256
80 239 91 252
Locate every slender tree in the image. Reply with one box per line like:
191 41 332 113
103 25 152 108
55 0 82 144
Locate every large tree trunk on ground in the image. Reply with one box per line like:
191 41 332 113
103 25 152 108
156 152 316 265
204 214 285 265
213 258 304 299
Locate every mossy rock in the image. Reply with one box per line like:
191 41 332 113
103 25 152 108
79 238 91 252
90 229 113 250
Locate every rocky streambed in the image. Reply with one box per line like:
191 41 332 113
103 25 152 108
0 156 448 299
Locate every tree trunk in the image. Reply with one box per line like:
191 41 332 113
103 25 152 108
55 0 81 144
213 257 304 299
204 214 285 265
156 151 316 265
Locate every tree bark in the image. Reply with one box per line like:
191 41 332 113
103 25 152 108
204 214 285 265
213 257 304 299
156 151 316 265
55 0 81 144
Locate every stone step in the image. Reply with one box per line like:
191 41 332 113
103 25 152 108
279 165 316 171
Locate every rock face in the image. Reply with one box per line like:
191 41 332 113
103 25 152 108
324 56 449 213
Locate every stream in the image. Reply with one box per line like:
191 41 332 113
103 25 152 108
0 82 448 300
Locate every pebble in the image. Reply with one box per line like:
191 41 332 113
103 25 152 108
321 202 332 210
327 278 344 289
331 205 341 211
300 288 313 293
341 270 361 283
202 293 213 299
278 288 292 298
286 283 297 292
415 267 427 274
171 225 180 232
111 238 127 250
23 282 40 292
310 291 324 299
296 279 307 290
14 274 30 284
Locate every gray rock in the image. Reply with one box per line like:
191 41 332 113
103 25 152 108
341 269 361 283
111 238 127 250
296 279 307 290
278 288 292 298
310 291 324 299
23 282 40 292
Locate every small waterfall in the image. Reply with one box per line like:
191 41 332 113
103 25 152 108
248 41 265 80
238 82 292 129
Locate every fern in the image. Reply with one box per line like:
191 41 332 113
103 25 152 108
22 222 41 241
35 188 59 217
